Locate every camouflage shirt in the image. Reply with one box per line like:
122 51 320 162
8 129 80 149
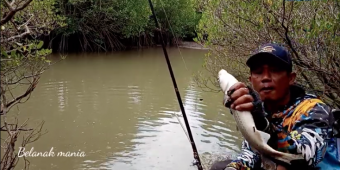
226 85 340 170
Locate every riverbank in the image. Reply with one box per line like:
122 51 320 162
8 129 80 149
154 41 209 50
47 34 209 53
118 40 210 51
178 41 209 50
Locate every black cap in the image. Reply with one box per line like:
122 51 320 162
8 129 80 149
246 43 293 72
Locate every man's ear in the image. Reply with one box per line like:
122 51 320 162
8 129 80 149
289 72 296 85
248 76 253 86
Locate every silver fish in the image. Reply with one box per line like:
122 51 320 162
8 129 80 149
218 69 304 166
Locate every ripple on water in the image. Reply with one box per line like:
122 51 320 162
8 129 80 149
104 116 195 170
15 51 248 170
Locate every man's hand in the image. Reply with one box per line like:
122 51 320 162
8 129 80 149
223 82 268 131
224 82 254 111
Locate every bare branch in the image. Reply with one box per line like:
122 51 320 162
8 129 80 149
1 25 30 43
1 0 34 26
1 14 33 43
0 77 39 115
10 0 16 6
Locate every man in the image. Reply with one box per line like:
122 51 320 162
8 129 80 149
210 43 340 170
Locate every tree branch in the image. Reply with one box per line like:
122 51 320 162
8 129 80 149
1 25 30 43
0 0 34 26
0 77 39 115
1 14 33 43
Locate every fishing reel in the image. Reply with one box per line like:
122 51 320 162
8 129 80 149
332 109 340 138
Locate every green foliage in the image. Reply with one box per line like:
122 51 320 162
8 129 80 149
1 0 66 79
1 41 52 73
195 0 340 107
1 0 66 169
152 0 201 38
119 0 151 38
53 0 202 51
1 0 66 54
0 0 66 111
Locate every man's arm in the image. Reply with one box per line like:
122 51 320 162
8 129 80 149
278 100 332 167
225 140 262 170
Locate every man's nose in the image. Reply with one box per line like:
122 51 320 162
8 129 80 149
261 68 272 82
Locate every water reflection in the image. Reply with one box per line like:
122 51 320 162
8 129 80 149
93 79 241 170
8 48 243 170
127 85 141 105
57 81 66 112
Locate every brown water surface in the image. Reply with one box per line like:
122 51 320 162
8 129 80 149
5 47 243 170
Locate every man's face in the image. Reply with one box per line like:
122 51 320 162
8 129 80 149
248 63 296 103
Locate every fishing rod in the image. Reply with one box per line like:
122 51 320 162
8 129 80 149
146 0 203 170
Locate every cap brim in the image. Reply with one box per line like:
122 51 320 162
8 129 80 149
246 52 290 69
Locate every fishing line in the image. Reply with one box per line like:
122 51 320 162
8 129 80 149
158 0 191 142
158 0 200 164
173 111 191 142
158 0 188 71
147 0 203 170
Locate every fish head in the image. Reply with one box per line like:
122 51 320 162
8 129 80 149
218 69 239 93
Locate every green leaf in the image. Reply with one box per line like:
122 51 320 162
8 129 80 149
37 41 44 49
11 50 15 58
1 50 8 57
316 20 320 27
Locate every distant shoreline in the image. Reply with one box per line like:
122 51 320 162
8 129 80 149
177 41 209 50
51 41 210 54
154 41 209 50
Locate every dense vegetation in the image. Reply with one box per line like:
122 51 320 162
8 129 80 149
194 0 340 108
1 0 339 169
1 0 65 169
0 1 201 168
47 0 202 52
